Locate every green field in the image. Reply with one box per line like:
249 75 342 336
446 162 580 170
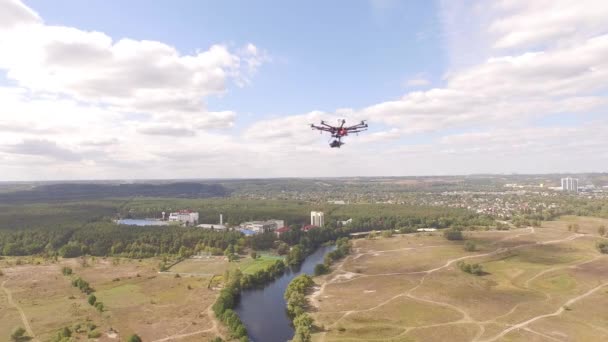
170 253 284 275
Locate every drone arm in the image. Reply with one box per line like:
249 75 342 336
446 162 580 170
311 124 333 132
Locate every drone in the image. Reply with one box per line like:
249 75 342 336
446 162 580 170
310 119 368 148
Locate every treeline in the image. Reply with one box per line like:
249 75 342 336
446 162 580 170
315 238 351 275
0 182 229 204
212 269 248 341
1 220 243 258
284 275 315 342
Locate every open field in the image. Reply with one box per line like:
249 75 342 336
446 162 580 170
170 253 284 276
309 216 608 342
0 256 232 341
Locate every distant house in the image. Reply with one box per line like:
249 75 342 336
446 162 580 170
416 228 437 232
275 226 290 236
302 225 318 232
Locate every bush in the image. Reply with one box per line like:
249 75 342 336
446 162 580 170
314 263 329 276
597 242 608 254
457 261 483 275
381 230 393 238
87 294 96 306
61 267 72 275
10 327 26 342
127 335 142 342
464 241 476 252
443 229 463 241
88 330 102 338
94 301 104 312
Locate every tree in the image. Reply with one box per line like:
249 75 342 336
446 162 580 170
276 242 289 255
464 241 476 252
250 251 257 259
127 334 142 342
88 294 97 306
10 327 26 342
443 229 463 241
292 313 313 342
314 263 329 276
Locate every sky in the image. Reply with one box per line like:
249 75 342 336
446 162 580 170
0 0 607 180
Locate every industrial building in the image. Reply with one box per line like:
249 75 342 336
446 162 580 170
561 177 579 192
168 210 199 225
197 214 226 230
311 211 324 227
240 219 284 234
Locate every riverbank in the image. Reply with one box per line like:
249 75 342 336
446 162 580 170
234 245 335 342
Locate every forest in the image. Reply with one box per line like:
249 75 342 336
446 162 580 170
0 197 492 258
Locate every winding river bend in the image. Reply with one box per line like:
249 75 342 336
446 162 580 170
235 245 335 342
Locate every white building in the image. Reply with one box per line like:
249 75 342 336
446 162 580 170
168 210 199 225
561 177 579 192
197 223 227 230
240 219 283 233
311 211 325 227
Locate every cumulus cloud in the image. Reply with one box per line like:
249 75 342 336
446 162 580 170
0 0 263 130
1 0 607 179
1 139 101 161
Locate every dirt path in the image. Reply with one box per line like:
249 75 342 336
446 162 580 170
315 230 590 342
1 280 38 341
150 303 221 342
479 282 608 342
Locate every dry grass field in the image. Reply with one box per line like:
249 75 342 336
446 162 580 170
0 256 231 341
309 216 608 342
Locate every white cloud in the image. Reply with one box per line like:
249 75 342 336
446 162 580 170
1 0 607 179
0 0 263 131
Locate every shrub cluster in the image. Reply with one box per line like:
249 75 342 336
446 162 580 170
443 229 464 241
457 261 483 275
597 241 608 254
71 277 94 294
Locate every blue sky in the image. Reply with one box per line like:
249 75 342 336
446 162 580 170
0 0 607 180
26 0 444 123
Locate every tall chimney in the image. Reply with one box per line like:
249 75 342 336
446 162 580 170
220 214 223 225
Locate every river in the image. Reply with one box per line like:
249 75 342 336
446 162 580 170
235 245 335 342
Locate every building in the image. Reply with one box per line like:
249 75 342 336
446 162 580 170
302 225 317 232
275 226 290 236
311 211 324 227
240 219 283 233
197 223 227 230
168 210 199 225
197 214 226 230
416 228 437 232
561 177 579 192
